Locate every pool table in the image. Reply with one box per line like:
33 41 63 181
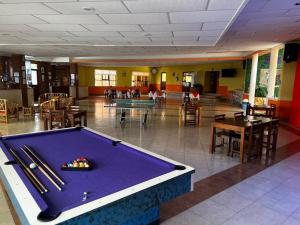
0 127 194 225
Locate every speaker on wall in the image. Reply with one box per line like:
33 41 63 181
283 43 298 63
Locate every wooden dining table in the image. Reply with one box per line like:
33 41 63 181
211 116 273 163
43 109 87 130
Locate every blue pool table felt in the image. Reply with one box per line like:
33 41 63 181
0 128 177 220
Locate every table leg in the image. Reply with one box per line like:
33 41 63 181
83 113 87 126
70 115 74 127
178 106 182 127
43 118 48 130
240 129 245 163
211 126 216 153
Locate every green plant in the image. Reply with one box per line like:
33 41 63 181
255 84 267 97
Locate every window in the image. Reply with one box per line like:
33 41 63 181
132 71 149 87
95 70 116 86
31 70 38 85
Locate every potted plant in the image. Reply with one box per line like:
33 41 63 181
254 84 267 105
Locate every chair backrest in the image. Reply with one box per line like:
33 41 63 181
215 114 226 121
49 110 66 129
234 112 244 120
0 99 7 113
271 118 279 133
38 93 68 105
250 120 263 134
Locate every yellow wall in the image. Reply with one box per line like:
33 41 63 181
78 61 244 91
78 66 154 87
154 61 244 90
280 61 297 101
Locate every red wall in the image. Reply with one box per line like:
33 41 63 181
289 48 300 127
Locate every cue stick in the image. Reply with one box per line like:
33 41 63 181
21 147 62 192
8 148 48 194
8 149 44 195
23 145 65 186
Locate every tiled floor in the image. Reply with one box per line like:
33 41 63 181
162 152 300 225
0 97 300 225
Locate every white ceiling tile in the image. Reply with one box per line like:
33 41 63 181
19 31 75 37
173 30 222 37
142 23 202 32
60 36 107 42
45 1 129 14
0 25 37 32
121 31 172 37
0 3 58 15
170 11 235 23
1 0 76 2
124 0 208 13
84 24 142 32
0 15 45 24
151 36 199 42
202 22 230 30
35 15 105 25
21 36 66 42
208 0 245 10
26 24 88 32
71 31 122 37
101 13 169 25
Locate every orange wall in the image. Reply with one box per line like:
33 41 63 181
89 86 150 95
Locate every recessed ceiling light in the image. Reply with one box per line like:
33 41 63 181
83 7 96 11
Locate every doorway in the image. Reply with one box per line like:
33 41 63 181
161 72 166 91
182 72 195 92
204 71 219 93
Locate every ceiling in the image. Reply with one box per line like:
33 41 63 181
0 0 300 66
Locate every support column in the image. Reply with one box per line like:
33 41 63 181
290 48 300 127
267 47 279 98
249 53 259 105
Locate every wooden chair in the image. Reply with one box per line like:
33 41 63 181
263 118 279 156
234 112 244 120
229 120 263 159
0 99 8 123
23 106 34 118
184 103 197 126
49 110 66 130
0 99 19 123
214 114 229 150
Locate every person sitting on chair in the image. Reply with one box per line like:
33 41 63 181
190 89 200 101
127 89 132 99
182 91 190 103
148 90 157 100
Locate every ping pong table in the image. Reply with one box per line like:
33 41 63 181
104 99 156 127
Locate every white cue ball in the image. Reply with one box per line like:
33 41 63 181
30 163 37 169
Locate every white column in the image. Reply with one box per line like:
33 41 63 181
249 53 259 105
267 47 279 98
